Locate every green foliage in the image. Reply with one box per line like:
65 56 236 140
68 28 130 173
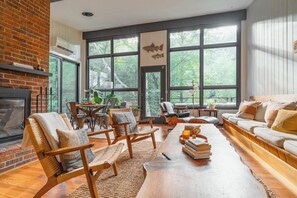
105 93 120 105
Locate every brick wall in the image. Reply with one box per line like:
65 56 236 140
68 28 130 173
0 0 50 173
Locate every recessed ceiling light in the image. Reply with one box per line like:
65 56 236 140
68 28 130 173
82 12 94 17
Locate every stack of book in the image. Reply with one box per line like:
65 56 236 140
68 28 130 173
182 138 211 159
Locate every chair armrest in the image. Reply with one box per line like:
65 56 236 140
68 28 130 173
45 143 95 156
165 113 178 118
112 122 131 126
87 129 114 137
137 118 155 124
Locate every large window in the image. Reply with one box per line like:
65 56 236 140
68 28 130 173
87 36 139 105
169 25 239 107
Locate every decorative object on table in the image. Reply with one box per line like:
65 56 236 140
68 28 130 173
207 100 216 110
184 124 201 137
182 137 211 159
105 93 120 106
84 88 102 104
182 130 191 140
179 132 207 144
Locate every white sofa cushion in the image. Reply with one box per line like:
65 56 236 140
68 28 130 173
237 120 267 133
283 140 297 156
222 113 236 119
253 127 297 148
228 116 248 124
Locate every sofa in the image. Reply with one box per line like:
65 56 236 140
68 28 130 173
222 94 297 189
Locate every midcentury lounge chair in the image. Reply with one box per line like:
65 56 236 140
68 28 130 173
25 113 124 198
66 101 90 129
160 101 193 126
108 108 158 158
160 102 219 125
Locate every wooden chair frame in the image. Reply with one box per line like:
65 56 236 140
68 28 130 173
26 113 123 198
108 108 158 158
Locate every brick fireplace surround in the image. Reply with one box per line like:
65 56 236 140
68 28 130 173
0 0 50 173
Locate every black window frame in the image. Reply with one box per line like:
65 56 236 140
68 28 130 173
49 53 80 113
86 34 140 105
168 22 241 109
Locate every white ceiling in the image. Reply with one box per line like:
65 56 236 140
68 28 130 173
50 0 253 32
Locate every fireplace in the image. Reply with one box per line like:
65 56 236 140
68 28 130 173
0 88 31 144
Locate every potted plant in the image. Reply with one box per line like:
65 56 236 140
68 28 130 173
130 105 141 121
207 100 216 110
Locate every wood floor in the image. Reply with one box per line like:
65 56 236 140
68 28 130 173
0 124 295 198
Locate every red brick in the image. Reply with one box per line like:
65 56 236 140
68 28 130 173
23 153 36 160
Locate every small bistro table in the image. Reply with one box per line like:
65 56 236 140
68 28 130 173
198 108 218 117
77 104 106 132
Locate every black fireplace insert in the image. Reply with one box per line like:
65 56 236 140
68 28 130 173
0 88 31 144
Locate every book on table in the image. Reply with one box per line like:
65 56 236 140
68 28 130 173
182 146 211 159
186 138 211 150
182 138 211 159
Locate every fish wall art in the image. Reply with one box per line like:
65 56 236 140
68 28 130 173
143 43 164 53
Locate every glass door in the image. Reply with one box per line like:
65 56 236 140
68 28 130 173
48 54 79 113
141 66 165 123
48 56 60 112
61 61 79 113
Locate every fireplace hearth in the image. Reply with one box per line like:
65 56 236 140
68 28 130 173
0 88 31 144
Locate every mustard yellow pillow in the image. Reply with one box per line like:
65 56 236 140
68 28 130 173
271 109 297 134
264 101 297 128
236 100 261 120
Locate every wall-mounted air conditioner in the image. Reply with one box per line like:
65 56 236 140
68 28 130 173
50 37 74 56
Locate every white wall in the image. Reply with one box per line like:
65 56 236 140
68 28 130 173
247 0 297 96
50 20 86 100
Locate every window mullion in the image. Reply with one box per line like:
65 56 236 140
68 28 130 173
199 27 204 108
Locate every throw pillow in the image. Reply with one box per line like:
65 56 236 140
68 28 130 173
236 101 261 120
264 101 297 128
271 109 297 134
56 129 95 172
112 111 139 136
254 102 268 122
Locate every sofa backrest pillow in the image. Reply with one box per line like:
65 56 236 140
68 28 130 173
264 101 297 128
254 102 268 122
236 101 261 120
271 109 297 135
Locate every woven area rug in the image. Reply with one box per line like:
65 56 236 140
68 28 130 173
68 141 160 198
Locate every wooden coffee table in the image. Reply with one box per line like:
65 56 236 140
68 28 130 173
137 123 269 198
